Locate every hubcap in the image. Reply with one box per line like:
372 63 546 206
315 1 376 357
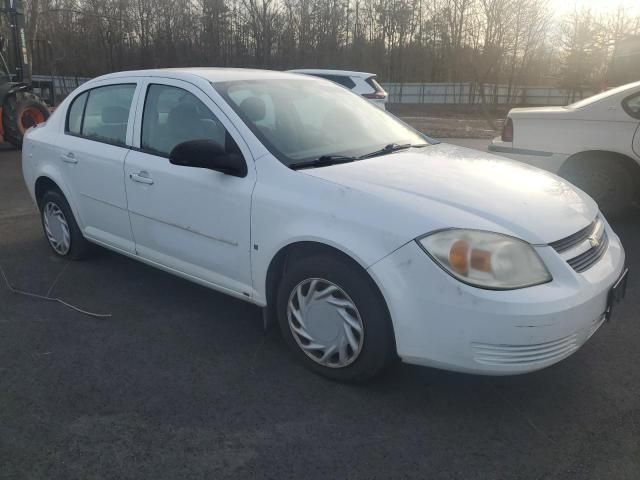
287 278 364 368
43 202 71 255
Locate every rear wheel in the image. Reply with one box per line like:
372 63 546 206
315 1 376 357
40 190 91 260
276 253 395 382
3 92 50 148
559 154 635 217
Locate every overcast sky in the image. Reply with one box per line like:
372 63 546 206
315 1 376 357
549 0 640 17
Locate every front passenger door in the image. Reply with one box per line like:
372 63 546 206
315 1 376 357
124 80 256 298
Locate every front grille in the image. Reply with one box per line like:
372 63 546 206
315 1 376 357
549 220 597 253
549 217 608 273
567 232 609 272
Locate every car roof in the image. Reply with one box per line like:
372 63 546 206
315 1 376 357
90 67 309 84
287 69 375 78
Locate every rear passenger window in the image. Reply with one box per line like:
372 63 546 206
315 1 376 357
141 84 237 157
65 84 136 145
66 91 87 135
81 84 136 146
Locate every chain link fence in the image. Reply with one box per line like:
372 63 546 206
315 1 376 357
28 76 597 108
382 82 595 106
31 75 91 106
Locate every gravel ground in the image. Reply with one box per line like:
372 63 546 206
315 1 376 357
1 146 639 480
390 105 504 138
400 115 501 138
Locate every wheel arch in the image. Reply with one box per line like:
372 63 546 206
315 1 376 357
263 240 395 340
561 149 640 191
562 149 640 172
33 173 83 228
35 176 61 208
0 83 30 106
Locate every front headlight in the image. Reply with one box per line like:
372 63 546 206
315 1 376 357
417 229 552 290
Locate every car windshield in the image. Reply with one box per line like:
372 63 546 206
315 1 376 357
214 78 430 166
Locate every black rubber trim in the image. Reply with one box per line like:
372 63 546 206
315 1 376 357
488 144 553 157
63 131 130 149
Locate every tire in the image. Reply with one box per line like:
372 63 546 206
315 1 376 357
559 155 634 217
276 253 395 382
40 190 91 260
3 92 50 148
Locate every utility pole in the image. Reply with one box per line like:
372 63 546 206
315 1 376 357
2 0 30 82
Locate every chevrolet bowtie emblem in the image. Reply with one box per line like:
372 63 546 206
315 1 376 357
588 235 600 248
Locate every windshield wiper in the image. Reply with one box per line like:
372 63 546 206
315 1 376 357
358 143 430 160
289 143 430 170
289 155 357 170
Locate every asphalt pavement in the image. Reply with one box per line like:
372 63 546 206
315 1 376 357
1 144 639 479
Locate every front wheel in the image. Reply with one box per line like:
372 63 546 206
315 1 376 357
276 253 395 382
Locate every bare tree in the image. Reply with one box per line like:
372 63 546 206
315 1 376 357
18 0 639 92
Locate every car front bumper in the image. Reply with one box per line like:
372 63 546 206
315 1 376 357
367 222 626 375
489 138 569 173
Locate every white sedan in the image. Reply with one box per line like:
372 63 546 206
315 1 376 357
490 81 640 215
22 68 627 381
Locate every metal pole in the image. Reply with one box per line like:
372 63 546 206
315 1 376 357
4 0 29 83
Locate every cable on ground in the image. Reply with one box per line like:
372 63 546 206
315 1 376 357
0 261 112 318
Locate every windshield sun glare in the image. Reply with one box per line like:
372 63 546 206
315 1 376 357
214 78 430 166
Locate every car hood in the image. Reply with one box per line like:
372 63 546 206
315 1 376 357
302 143 598 245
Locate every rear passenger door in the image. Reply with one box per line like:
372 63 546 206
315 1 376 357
57 81 140 253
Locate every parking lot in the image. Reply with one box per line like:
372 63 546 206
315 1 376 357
1 144 639 479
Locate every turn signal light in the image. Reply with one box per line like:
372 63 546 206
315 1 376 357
449 240 470 274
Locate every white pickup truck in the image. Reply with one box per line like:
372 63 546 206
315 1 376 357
490 81 640 215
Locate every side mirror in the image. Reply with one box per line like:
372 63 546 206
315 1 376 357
169 139 247 178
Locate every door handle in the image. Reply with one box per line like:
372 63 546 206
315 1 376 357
129 172 154 185
61 152 77 164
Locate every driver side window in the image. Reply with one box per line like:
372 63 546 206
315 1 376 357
141 84 238 157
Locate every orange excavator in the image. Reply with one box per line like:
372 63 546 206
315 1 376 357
0 0 49 148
